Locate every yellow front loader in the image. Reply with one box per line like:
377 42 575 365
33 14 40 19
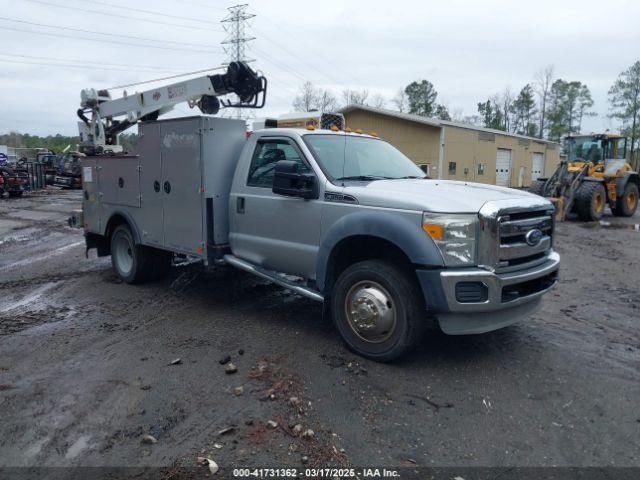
529 133 639 221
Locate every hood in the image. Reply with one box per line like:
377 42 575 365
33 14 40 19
342 179 542 213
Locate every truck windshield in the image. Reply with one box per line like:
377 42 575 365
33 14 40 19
304 134 426 182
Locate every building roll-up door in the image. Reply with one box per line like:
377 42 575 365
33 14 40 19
531 153 545 181
495 148 512 187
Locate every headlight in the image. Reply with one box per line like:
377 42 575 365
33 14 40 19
422 213 478 266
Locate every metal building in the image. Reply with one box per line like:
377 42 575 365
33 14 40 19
341 105 560 188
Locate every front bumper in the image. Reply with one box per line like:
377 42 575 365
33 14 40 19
417 251 560 335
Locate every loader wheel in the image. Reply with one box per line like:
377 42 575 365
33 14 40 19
612 182 639 217
111 224 171 284
331 260 426 362
574 182 606 221
528 180 546 196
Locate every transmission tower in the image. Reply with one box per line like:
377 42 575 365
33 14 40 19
221 4 256 120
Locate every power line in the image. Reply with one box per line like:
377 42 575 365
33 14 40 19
22 0 223 32
253 27 344 85
105 66 226 90
0 25 219 54
0 58 180 74
258 11 362 86
0 16 222 49
182 0 228 12
253 47 308 84
81 0 221 25
0 53 184 72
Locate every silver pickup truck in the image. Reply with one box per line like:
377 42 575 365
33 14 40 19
81 116 559 361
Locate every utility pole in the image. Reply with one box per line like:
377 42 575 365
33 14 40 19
221 4 256 120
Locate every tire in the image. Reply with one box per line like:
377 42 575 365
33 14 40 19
331 260 426 362
574 182 606 221
612 182 639 217
528 180 546 196
8 191 23 198
110 224 171 284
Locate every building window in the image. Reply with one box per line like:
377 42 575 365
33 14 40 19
419 164 430 176
448 162 457 175
477 163 485 175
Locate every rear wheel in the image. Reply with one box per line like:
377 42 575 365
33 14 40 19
574 182 606 221
528 180 546 196
612 182 639 217
110 224 171 284
331 260 426 362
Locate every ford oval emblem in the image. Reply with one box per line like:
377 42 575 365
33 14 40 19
525 228 544 246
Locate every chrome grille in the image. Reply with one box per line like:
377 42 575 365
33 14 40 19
496 210 554 272
478 198 555 273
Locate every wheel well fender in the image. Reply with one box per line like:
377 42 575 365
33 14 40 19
316 211 444 294
104 211 142 245
615 172 639 196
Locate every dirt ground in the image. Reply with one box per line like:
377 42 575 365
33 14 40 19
0 189 638 476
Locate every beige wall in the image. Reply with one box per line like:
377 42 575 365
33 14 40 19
442 126 560 187
342 110 561 187
343 111 441 174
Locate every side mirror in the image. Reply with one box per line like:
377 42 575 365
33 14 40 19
272 160 319 200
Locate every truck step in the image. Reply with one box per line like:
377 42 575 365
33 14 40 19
223 255 324 302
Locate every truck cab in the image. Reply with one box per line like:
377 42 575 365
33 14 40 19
82 118 559 361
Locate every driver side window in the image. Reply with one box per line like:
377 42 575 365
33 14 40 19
247 139 310 188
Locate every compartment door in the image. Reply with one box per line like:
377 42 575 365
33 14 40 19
138 123 164 247
97 156 141 207
160 122 203 254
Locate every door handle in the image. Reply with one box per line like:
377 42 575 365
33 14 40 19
154 180 160 193
163 181 171 194
237 197 245 214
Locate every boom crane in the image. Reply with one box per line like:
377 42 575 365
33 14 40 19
77 61 267 155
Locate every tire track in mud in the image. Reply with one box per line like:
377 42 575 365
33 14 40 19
0 268 105 290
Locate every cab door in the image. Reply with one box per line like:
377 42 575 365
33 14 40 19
229 137 323 279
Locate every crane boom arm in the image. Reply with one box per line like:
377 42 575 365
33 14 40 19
77 61 266 155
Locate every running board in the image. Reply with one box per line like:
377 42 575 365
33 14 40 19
223 254 324 302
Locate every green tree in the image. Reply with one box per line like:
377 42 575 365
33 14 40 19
608 60 640 161
119 133 140 153
546 80 595 140
477 99 504 130
434 104 451 121
404 80 438 117
510 84 538 136
0 132 79 152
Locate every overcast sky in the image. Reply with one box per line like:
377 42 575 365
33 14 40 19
0 0 638 136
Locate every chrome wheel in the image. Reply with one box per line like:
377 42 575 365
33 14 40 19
344 280 396 343
113 232 134 276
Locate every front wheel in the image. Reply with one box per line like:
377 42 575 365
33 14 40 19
331 260 426 362
574 182 606 221
528 180 546 196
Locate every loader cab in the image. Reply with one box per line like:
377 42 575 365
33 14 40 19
564 134 627 164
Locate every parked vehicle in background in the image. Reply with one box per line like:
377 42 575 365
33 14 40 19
52 152 84 189
0 154 27 198
530 133 639 221
36 151 84 189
